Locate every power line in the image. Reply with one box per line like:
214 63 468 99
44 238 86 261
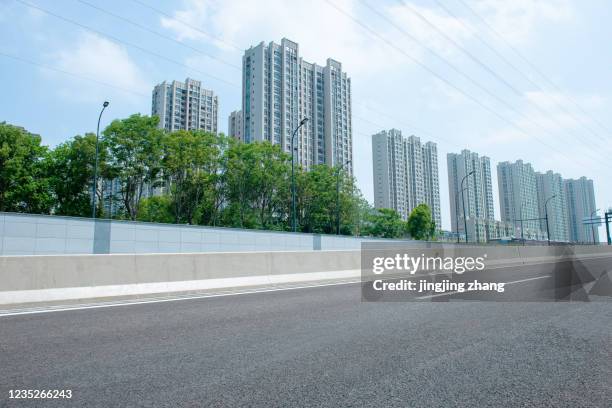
353 101 439 141
14 0 451 161
455 0 612 137
352 105 465 153
431 0 611 152
128 0 243 52
359 0 608 164
85 0 456 154
15 0 239 87
76 0 241 71
0 51 149 98
68 1 465 159
394 0 610 154
323 0 599 171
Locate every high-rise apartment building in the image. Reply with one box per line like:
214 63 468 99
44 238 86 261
497 160 541 235
242 38 352 173
536 171 569 242
422 141 441 230
152 78 218 133
447 150 495 241
228 110 243 141
564 177 598 243
372 129 441 228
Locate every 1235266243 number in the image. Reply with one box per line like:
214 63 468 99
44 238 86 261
9 389 72 399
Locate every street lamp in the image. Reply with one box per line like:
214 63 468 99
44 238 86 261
544 194 556 246
335 159 352 235
291 117 308 232
92 101 109 219
460 170 475 243
454 187 468 243
590 208 600 245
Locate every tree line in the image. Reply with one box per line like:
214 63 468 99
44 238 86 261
0 116 437 239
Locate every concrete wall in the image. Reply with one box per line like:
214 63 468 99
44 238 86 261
1 243 610 306
0 250 361 305
0 212 385 255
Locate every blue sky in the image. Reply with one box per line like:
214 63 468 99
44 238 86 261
1 0 611 236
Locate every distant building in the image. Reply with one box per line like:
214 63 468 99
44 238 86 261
447 150 495 242
564 177 598 243
228 110 243 141
152 78 218 133
497 160 542 237
464 218 515 242
372 129 441 228
242 38 352 173
536 171 569 242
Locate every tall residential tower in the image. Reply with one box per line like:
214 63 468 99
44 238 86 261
497 160 541 236
372 129 441 228
447 150 495 241
152 78 218 133
535 171 569 242
564 177 598 243
242 38 352 173
228 110 243 142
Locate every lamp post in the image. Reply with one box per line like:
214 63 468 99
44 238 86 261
590 208 600 245
460 170 475 243
92 101 109 219
519 202 525 245
544 194 556 246
606 210 611 245
455 187 468 243
291 118 308 232
335 159 352 235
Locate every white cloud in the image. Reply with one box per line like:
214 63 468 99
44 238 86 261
159 0 420 76
160 0 213 42
45 32 150 103
473 0 574 45
484 90 611 172
384 1 474 58
158 0 594 225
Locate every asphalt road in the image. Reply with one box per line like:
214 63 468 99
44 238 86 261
1 261 611 407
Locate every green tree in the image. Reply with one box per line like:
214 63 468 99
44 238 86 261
250 142 291 229
222 141 290 229
365 208 407 238
298 164 361 234
348 192 372 237
298 165 335 233
137 196 174 223
102 114 163 220
44 133 101 217
162 130 226 225
406 203 436 240
0 122 51 213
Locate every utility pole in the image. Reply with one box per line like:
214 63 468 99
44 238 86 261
290 118 308 232
92 101 109 219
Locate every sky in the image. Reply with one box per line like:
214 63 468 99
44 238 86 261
1 0 611 238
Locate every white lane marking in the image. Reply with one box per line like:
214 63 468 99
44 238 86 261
0 268 491 316
0 279 363 317
415 275 552 300
0 269 361 305
0 269 563 317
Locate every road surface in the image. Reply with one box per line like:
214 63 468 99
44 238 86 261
1 260 611 407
